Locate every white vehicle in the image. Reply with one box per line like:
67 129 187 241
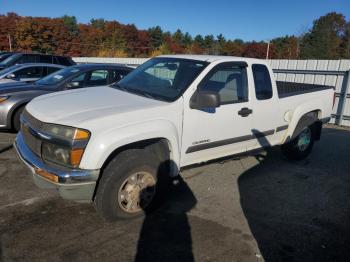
0 63 65 84
15 55 334 220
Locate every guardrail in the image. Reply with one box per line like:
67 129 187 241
73 57 350 127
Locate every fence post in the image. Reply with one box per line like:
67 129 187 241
338 69 350 126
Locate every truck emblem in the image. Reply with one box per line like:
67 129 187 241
192 139 210 145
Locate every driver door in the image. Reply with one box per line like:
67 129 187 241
180 62 254 167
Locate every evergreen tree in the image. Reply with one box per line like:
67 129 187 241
300 12 346 59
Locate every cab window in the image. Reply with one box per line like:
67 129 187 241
252 64 273 100
199 63 248 104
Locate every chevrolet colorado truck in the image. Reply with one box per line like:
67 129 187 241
14 55 334 220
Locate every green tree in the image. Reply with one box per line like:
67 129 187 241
90 18 105 29
61 15 78 36
194 34 205 48
340 22 350 58
271 35 299 59
148 26 163 49
300 12 346 59
183 32 193 47
216 34 226 54
173 29 185 47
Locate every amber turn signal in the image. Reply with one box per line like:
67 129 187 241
73 129 90 140
35 168 59 183
0 96 9 103
70 149 85 167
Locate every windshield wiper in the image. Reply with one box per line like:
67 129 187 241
113 83 129 92
129 89 157 99
113 84 155 99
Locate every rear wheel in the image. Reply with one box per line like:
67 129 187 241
281 126 314 160
13 106 25 132
94 149 171 220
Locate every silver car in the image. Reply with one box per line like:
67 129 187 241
0 63 65 84
0 64 133 132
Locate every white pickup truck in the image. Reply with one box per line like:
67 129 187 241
15 55 334 220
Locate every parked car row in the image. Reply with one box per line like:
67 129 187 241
0 52 75 70
0 53 134 132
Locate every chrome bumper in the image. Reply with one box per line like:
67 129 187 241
14 132 100 202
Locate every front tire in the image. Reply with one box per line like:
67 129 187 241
94 149 170 220
281 126 314 160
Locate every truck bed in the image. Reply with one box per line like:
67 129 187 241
276 81 334 98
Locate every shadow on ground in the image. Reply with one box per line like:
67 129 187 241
238 127 350 262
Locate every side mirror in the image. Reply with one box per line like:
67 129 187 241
6 73 15 79
65 81 80 89
190 90 220 110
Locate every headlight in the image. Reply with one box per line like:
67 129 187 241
40 124 90 168
0 96 9 103
42 143 85 168
41 123 90 141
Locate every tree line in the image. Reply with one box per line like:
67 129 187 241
0 12 349 59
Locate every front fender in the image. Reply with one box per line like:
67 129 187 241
79 119 181 172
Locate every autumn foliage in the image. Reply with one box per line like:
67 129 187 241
0 12 349 59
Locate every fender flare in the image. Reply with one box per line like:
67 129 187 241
283 99 326 143
80 119 181 176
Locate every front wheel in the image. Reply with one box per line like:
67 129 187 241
281 126 314 160
94 149 171 220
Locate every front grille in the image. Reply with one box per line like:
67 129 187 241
21 110 42 157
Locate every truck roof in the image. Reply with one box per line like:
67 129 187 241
158 54 268 64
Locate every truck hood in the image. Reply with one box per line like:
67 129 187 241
26 86 168 127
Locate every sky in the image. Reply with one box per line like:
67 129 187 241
1 0 349 41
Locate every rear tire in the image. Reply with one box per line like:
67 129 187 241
94 149 171 221
281 126 314 160
13 106 25 132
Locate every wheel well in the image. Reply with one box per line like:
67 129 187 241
10 103 27 130
92 138 171 201
292 110 322 140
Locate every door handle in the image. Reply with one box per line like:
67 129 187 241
238 107 253 117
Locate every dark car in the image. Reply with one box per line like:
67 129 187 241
0 52 18 63
0 63 65 84
0 53 75 70
0 64 133 131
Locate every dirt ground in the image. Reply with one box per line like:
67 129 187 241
0 126 349 262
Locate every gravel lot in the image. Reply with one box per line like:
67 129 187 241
0 126 349 262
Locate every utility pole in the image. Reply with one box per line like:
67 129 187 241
266 41 270 60
8 35 12 52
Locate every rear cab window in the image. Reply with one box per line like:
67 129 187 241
252 64 273 100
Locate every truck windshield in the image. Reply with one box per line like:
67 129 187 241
36 67 81 85
112 57 209 102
